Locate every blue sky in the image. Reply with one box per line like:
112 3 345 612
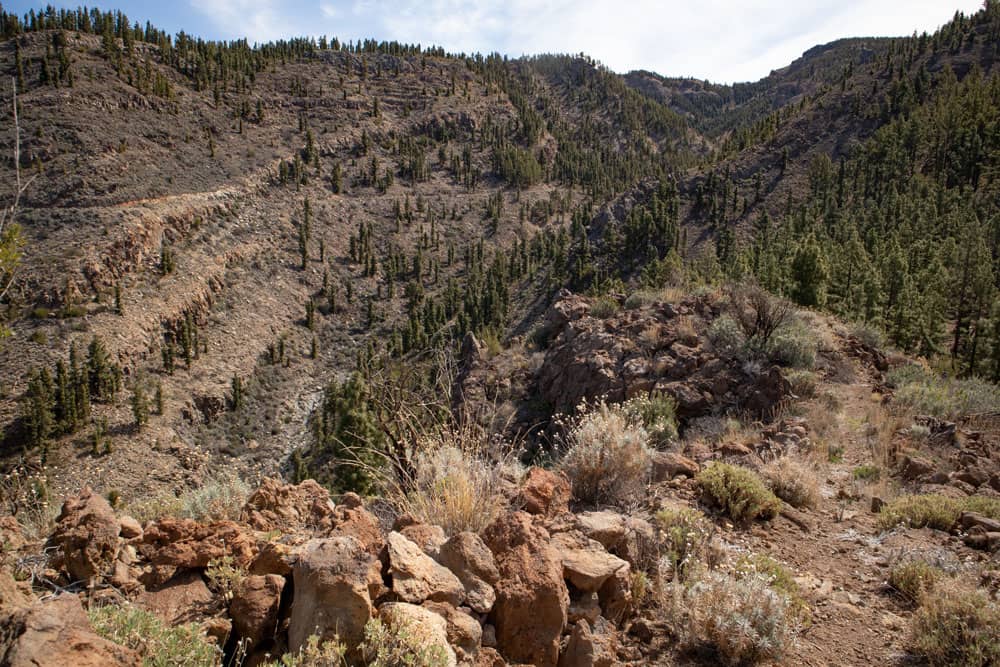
6 1 984 83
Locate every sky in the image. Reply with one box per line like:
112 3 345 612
6 0 985 83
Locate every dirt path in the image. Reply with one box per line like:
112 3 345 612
746 330 912 666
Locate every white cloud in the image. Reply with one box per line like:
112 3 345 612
189 0 984 82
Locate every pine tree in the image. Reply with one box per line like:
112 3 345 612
131 383 149 430
790 235 828 307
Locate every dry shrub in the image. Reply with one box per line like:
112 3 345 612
125 475 251 524
908 586 1000 667
557 400 653 507
696 462 781 524
362 616 451 667
675 315 699 345
655 505 713 580
877 494 1000 532
889 559 944 604
0 464 57 540
679 570 796 666
761 457 820 509
386 423 519 536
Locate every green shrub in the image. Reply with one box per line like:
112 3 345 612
681 570 796 666
889 559 944 604
655 506 711 579
849 321 886 350
908 587 1000 667
736 553 810 624
852 465 881 481
696 463 781 524
125 475 251 523
766 322 817 369
622 392 678 447
887 365 1000 419
877 494 1000 532
361 616 450 667
558 401 652 507
707 315 745 355
31 307 50 319
260 635 347 666
784 369 817 398
88 604 220 667
588 296 620 319
28 330 47 345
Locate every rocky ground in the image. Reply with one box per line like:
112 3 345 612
1 292 998 666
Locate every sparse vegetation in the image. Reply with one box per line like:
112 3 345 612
655 505 712 580
696 462 781 524
88 604 220 667
877 494 1000 532
887 364 1000 420
888 559 944 604
361 616 451 667
907 586 1000 667
557 400 653 506
761 457 820 509
125 475 251 523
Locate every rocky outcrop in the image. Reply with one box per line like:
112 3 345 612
436 532 500 614
288 537 377 655
46 488 120 584
138 519 256 586
0 595 140 667
240 477 337 533
386 531 465 606
483 512 569 667
522 467 572 517
230 574 285 651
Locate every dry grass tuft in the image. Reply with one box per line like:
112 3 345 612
761 457 820 509
557 400 653 507
907 586 1000 667
877 494 1000 532
384 422 520 536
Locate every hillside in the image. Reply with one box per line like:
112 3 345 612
0 3 999 667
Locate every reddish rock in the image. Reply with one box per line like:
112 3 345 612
483 512 568 667
900 455 936 481
651 452 700 481
117 515 143 540
550 531 629 593
423 600 483 662
230 574 285 651
329 504 385 555
436 532 500 614
0 594 140 666
386 531 464 605
521 467 571 517
241 477 336 533
137 570 214 626
249 540 298 577
400 523 448 558
558 619 617 667
138 519 255 585
46 487 120 583
288 537 377 655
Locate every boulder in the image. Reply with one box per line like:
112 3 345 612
241 478 336 533
400 523 448 559
387 532 464 605
957 511 1000 533
230 574 285 651
651 452 699 481
483 512 568 667
575 511 626 551
378 602 457 667
436 532 500 614
899 455 935 481
521 467 571 517
288 537 377 655
423 600 482 662
597 567 633 624
550 531 629 593
46 487 120 583
0 594 140 666
117 516 143 540
136 570 214 626
249 540 298 577
328 503 385 555
138 518 255 586
0 569 31 609
558 619 617 667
